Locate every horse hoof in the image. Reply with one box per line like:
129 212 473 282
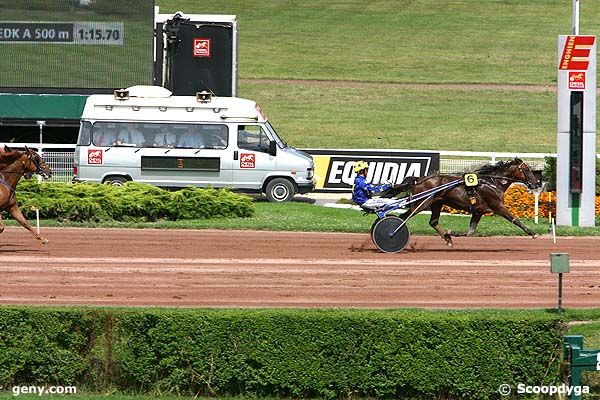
443 234 453 247
41 239 48 244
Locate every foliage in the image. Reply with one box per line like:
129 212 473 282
0 308 99 386
11 181 254 222
543 156 556 192
0 307 565 400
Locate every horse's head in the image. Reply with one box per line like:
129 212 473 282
509 158 539 190
23 146 52 179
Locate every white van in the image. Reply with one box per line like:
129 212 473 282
73 86 315 202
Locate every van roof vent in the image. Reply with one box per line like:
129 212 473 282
126 85 172 99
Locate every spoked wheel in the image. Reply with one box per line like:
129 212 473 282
372 216 410 253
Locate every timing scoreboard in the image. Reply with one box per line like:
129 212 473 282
0 0 154 92
0 22 124 45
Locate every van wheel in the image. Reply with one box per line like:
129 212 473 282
104 176 128 186
265 178 295 202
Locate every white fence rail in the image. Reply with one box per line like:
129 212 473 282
41 151 75 183
2 144 554 183
438 150 552 173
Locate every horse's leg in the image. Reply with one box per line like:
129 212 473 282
8 204 48 244
428 202 453 246
493 205 538 238
447 213 482 237
466 213 483 236
0 213 4 234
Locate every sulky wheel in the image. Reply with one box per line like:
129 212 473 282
370 217 380 241
372 216 410 253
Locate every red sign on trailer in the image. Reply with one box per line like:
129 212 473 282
193 38 211 57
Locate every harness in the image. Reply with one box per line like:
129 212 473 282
0 176 16 201
0 151 49 200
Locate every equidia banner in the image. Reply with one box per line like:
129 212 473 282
303 149 440 192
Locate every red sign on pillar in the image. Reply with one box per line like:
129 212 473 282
559 35 595 70
568 71 586 90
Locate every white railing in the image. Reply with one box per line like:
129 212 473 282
437 150 553 173
1 143 554 183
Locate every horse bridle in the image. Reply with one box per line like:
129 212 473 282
480 162 537 189
23 151 50 179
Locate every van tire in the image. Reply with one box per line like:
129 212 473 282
104 176 128 186
265 178 295 202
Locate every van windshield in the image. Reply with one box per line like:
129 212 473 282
265 121 287 148
78 121 92 145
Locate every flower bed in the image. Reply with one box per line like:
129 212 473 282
442 185 600 219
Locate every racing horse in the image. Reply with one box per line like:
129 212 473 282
387 158 540 247
0 146 52 244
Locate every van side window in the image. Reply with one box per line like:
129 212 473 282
204 125 228 149
93 122 117 147
177 124 205 148
116 123 146 147
78 121 92 145
238 125 270 153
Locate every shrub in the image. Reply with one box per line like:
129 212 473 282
12 181 254 222
0 307 565 400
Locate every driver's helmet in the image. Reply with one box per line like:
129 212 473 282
353 160 369 173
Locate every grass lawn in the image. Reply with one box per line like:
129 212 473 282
157 0 600 85
8 199 599 237
240 81 557 152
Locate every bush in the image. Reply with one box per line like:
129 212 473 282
0 307 564 400
543 156 556 192
12 181 254 222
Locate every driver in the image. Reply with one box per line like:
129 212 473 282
352 160 397 210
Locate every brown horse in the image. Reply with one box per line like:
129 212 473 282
388 158 540 247
0 146 52 244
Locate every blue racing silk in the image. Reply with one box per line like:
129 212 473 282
352 174 391 205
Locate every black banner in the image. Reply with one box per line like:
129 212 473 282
304 149 440 192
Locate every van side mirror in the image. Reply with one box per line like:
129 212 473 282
268 140 277 156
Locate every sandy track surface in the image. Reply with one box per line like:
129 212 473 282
0 227 599 308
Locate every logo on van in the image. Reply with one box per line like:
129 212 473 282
193 38 211 58
240 153 255 168
88 149 103 165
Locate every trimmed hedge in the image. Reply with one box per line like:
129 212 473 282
0 307 564 399
11 181 254 222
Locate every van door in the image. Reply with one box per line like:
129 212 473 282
232 124 277 189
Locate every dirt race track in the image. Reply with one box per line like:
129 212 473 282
1 226 599 309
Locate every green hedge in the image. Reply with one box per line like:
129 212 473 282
11 181 254 222
0 307 564 399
